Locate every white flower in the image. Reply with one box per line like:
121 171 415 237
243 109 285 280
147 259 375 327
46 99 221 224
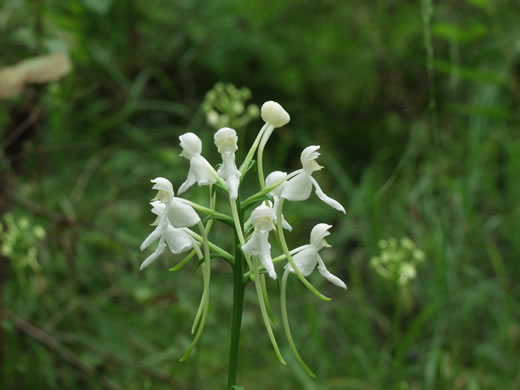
178 133 216 194
214 127 241 200
139 201 198 270
261 101 290 128
281 146 345 213
286 224 346 289
139 178 202 270
147 177 201 228
265 171 292 231
242 204 277 279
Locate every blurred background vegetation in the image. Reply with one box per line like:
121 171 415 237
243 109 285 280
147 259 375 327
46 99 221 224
1 0 520 389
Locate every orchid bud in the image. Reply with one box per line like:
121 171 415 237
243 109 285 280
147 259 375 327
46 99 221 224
261 101 290 128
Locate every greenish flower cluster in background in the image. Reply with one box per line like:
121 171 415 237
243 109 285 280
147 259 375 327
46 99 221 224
371 238 425 286
1 213 46 287
202 82 259 130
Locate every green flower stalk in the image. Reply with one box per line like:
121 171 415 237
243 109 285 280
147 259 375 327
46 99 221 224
139 98 347 387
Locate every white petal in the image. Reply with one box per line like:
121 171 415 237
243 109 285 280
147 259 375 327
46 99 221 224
227 174 240 200
257 231 276 279
311 177 346 213
140 239 167 270
261 101 290 128
191 155 216 186
281 172 313 201
214 127 238 153
300 146 321 169
242 231 262 256
179 132 202 159
140 220 166 251
250 204 275 232
281 214 293 231
288 247 319 276
289 244 311 256
260 252 276 280
163 225 194 254
317 255 347 289
150 201 166 216
151 177 174 199
218 152 241 199
265 171 287 197
309 223 333 248
178 169 197 194
167 199 200 227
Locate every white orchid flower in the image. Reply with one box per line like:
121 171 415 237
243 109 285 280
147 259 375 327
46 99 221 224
214 127 241 200
139 201 199 270
286 224 346 289
148 177 201 228
281 146 345 213
178 133 217 194
139 178 202 269
242 204 277 279
265 171 292 231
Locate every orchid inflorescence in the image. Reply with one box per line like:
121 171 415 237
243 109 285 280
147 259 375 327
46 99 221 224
140 100 347 378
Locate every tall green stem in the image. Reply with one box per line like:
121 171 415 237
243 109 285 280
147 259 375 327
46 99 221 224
227 217 246 388
281 269 316 377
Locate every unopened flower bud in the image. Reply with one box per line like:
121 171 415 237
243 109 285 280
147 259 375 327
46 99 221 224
261 101 290 128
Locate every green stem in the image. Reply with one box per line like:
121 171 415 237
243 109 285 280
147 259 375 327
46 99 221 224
239 123 267 176
230 199 254 272
281 269 316 377
180 221 211 361
227 215 246 388
257 125 274 189
229 196 285 368
276 198 331 301
251 256 286 365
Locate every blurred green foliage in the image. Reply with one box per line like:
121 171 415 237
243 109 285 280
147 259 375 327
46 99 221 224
1 0 520 389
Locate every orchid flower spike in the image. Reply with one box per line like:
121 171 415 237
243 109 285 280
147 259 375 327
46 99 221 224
265 171 292 231
281 146 346 213
178 133 217 194
139 201 199 270
214 127 241 200
286 224 346 289
242 204 277 279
